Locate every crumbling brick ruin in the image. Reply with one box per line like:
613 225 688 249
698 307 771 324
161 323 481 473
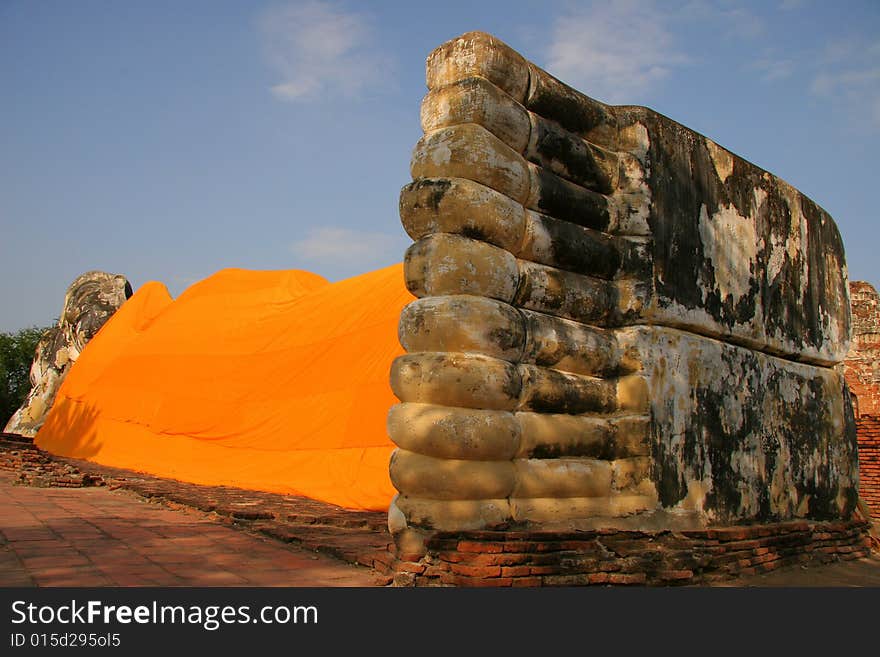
388 32 870 586
844 280 880 516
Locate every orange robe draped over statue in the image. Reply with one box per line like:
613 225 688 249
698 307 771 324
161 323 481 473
36 263 411 511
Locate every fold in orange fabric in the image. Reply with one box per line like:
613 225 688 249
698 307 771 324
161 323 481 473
36 263 412 511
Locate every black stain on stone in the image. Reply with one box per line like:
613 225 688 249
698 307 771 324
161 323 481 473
488 325 523 353
538 214 620 280
529 118 612 194
459 226 489 242
401 178 453 213
650 345 858 523
616 105 848 355
525 70 616 142
522 369 613 415
532 167 610 232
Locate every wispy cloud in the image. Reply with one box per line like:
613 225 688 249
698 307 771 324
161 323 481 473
545 0 688 104
258 1 390 102
289 227 402 272
723 6 765 39
752 57 795 82
681 1 765 39
811 38 880 128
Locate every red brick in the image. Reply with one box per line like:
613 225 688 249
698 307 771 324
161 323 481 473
722 539 762 550
439 552 499 566
709 527 753 541
607 573 646 585
598 562 622 572
395 562 426 574
501 565 532 577
543 574 592 586
449 564 501 578
529 565 560 576
422 565 448 579
511 577 542 587
503 541 538 552
655 570 694 581
458 541 502 553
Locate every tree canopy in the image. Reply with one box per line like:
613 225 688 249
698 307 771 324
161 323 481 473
1 325 51 426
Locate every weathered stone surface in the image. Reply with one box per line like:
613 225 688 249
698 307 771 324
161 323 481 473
518 310 622 376
615 106 850 364
388 403 521 461
5 271 131 436
526 113 618 194
425 31 529 101
391 30 858 543
398 296 525 362
395 495 512 531
616 374 649 413
509 494 655 524
399 177 526 252
514 260 611 325
526 163 611 232
625 325 858 523
610 457 652 491
515 412 613 459
411 124 530 204
607 416 651 458
421 77 531 153
512 458 613 498
517 211 621 280
390 352 521 411
390 449 516 500
516 364 616 414
404 233 519 302
524 62 618 149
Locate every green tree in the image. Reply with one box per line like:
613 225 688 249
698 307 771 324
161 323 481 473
0 325 51 426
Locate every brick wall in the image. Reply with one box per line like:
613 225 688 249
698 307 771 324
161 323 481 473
392 521 872 586
855 416 880 514
845 281 880 417
844 281 880 516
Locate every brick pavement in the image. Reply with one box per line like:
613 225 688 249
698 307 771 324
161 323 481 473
1 435 878 587
0 470 380 587
0 434 395 575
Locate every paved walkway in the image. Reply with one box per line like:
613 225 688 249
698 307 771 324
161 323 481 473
1 433 879 587
717 552 880 586
0 471 379 587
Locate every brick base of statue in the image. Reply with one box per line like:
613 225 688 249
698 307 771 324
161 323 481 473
390 521 873 586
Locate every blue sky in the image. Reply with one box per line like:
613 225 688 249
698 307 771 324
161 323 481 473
2 0 879 331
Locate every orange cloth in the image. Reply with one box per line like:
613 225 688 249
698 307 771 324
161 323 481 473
36 263 412 511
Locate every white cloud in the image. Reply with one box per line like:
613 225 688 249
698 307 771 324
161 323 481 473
722 6 765 39
681 1 765 39
545 0 688 104
289 227 402 270
258 1 390 102
752 57 795 82
811 38 880 128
